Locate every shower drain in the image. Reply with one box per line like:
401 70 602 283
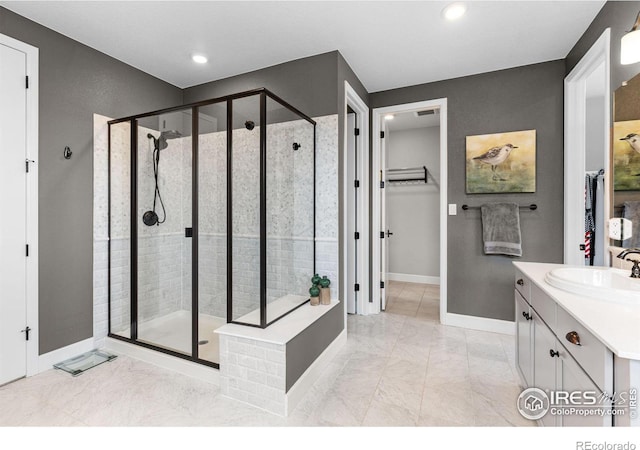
198 340 209 345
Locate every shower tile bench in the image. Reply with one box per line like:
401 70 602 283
215 298 344 416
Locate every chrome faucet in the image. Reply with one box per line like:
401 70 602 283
616 248 640 278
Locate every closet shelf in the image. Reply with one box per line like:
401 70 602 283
386 166 428 184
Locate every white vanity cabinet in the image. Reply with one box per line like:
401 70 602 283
557 344 609 426
515 290 533 387
514 267 613 427
531 309 558 427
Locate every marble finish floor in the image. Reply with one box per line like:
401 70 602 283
0 281 532 426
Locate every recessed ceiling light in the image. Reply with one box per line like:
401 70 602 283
192 54 208 64
442 2 467 21
384 114 395 121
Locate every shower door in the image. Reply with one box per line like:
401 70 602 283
135 110 193 356
196 101 228 364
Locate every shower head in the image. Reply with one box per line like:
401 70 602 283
160 130 182 140
158 130 182 150
147 130 182 150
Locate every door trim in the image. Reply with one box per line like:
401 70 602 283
343 82 369 320
0 33 39 376
564 28 610 265
372 98 448 320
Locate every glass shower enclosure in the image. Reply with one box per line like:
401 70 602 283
108 89 316 367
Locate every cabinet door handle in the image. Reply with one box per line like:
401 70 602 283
516 279 524 286
522 311 531 321
549 349 559 358
565 331 582 346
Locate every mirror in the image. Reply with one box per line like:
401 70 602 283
583 63 608 266
564 30 610 267
611 72 640 251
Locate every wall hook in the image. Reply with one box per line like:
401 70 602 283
63 146 72 159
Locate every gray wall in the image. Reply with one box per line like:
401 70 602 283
386 126 440 278
0 7 183 354
183 51 339 119
285 302 343 391
371 61 565 321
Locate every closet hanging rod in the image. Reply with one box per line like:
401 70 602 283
461 204 538 211
387 166 428 184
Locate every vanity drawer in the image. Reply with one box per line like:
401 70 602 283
515 270 531 302
530 283 556 330
556 305 613 393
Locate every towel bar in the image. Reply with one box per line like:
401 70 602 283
461 204 537 211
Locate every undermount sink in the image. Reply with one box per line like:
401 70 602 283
545 267 640 303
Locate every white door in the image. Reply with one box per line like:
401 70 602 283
380 123 388 311
346 111 358 314
0 42 29 385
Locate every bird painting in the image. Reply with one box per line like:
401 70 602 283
472 143 518 181
619 133 640 176
620 133 640 153
466 129 535 194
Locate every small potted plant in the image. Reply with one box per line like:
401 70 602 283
319 276 331 305
309 285 320 306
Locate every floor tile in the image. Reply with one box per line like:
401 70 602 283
362 396 418 426
0 282 531 427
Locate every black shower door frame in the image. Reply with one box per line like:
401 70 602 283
107 88 316 369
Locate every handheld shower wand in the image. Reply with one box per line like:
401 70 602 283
143 130 181 226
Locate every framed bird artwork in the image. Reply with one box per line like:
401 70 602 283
613 120 640 191
466 129 536 194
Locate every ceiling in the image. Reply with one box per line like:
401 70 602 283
386 109 440 131
1 1 606 92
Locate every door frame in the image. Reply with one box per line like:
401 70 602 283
564 28 610 265
372 98 448 321
0 33 39 376
343 81 369 319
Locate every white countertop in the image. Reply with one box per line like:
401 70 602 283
514 262 640 360
214 299 340 345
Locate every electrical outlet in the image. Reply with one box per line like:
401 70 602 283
608 218 633 240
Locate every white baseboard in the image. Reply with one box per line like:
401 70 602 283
105 337 219 385
387 273 440 285
444 312 515 335
38 337 95 373
285 329 347 415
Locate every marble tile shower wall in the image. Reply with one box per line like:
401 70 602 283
314 115 339 299
94 116 193 340
94 113 338 343
194 131 227 317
